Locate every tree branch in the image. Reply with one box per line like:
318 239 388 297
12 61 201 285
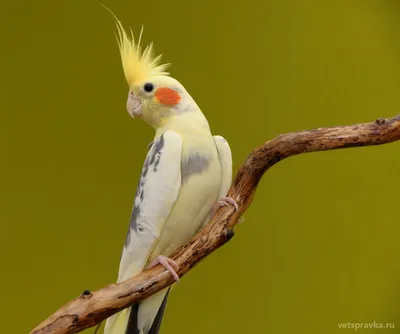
31 115 400 334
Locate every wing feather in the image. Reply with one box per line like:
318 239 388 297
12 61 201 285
105 131 182 334
213 135 232 199
118 131 182 282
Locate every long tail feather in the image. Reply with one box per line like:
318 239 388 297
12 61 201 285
126 304 140 334
148 288 170 334
125 288 170 334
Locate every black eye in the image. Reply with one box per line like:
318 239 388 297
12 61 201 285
143 83 154 92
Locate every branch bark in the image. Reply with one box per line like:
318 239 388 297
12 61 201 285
31 115 400 334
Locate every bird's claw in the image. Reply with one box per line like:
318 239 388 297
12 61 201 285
148 255 180 282
211 197 239 216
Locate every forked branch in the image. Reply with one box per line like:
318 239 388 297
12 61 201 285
31 115 400 334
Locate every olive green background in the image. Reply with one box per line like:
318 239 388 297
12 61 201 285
1 0 399 333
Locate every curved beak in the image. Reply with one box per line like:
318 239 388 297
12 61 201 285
126 91 142 118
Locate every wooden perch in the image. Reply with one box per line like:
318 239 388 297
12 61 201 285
31 115 400 334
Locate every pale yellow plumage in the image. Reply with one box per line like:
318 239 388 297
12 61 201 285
115 21 169 85
104 14 232 334
151 114 222 259
136 115 222 332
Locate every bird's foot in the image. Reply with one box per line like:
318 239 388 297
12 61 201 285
211 197 239 216
148 255 180 282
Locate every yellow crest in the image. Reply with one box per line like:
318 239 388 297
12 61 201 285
113 18 170 86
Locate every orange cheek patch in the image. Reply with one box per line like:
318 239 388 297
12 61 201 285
155 87 181 106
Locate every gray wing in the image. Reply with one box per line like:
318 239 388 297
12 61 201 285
118 131 183 282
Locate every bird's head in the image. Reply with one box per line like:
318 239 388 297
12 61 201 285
114 21 200 128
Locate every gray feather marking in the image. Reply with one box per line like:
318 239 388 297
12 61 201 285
125 288 170 334
181 153 211 184
125 135 165 246
148 288 170 334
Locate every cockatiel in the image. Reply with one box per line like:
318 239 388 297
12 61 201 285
104 18 237 334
